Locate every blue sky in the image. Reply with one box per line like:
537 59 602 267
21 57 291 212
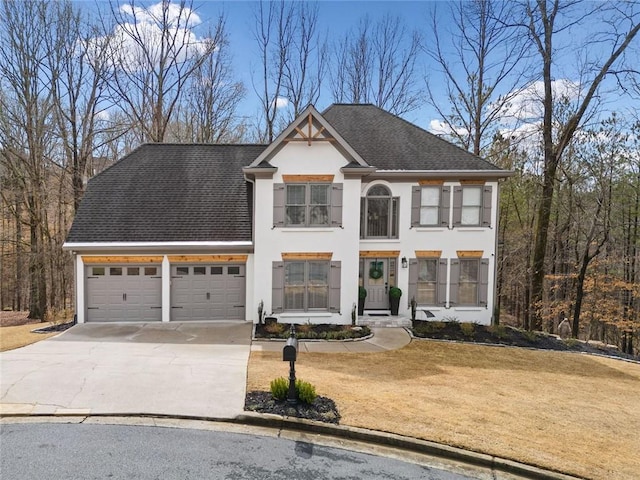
77 0 639 140
203 0 441 128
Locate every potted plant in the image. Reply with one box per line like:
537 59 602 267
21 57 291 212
389 286 402 315
358 286 367 316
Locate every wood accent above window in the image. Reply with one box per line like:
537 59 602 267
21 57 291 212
359 250 400 258
282 174 334 183
82 256 163 264
459 179 486 185
418 179 445 185
281 252 333 260
415 250 442 258
456 250 484 258
168 255 248 263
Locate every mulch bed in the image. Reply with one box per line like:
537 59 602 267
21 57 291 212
245 391 341 424
411 320 638 361
0 311 75 333
254 322 370 340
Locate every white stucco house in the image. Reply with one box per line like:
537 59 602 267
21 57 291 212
64 104 513 325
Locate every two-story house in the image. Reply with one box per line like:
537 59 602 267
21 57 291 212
64 104 512 325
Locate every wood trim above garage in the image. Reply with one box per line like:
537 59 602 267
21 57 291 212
82 256 163 264
168 255 248 263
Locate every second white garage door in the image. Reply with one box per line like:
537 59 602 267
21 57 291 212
171 264 246 321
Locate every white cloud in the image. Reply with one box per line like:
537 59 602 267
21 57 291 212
272 96 289 110
428 119 467 137
97 1 211 73
120 2 202 29
497 79 582 124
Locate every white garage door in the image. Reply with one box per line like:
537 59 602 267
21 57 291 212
171 264 245 321
86 265 162 322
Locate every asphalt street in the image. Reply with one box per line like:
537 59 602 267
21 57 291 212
0 422 479 480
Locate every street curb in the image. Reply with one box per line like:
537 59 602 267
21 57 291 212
233 412 583 480
1 411 583 480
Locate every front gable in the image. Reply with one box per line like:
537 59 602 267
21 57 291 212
243 105 374 179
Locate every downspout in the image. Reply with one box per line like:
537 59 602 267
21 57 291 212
493 180 502 325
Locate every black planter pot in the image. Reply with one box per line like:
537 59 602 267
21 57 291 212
358 297 366 316
389 297 400 315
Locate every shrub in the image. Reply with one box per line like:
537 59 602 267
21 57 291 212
269 377 317 404
412 320 446 336
524 330 539 342
264 322 285 335
389 286 402 299
460 322 475 337
487 324 508 339
270 377 288 401
564 338 579 348
297 323 313 334
296 379 317 404
358 286 367 299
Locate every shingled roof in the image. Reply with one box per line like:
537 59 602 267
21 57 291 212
66 144 266 243
322 104 502 171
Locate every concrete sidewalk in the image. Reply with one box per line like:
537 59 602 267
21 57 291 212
251 327 411 353
0 322 252 418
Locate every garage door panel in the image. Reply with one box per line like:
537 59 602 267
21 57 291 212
170 264 245 321
86 265 161 322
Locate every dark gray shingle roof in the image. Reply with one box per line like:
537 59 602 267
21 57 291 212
66 144 266 243
322 104 502 171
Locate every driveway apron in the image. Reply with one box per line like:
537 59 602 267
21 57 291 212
0 322 252 418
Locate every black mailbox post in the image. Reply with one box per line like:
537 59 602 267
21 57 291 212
282 325 298 404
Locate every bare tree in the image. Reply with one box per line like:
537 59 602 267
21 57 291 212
50 2 114 212
280 2 327 121
520 0 640 330
424 0 528 156
176 26 246 143
0 0 59 319
104 0 225 142
252 0 294 142
331 14 421 116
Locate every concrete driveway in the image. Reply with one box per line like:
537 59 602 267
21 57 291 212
0 322 252 418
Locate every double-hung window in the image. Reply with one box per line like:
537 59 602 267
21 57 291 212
274 182 342 228
284 261 329 311
461 186 482 226
417 258 438 304
420 186 440 226
458 259 479 305
286 184 330 226
411 184 450 228
452 184 493 227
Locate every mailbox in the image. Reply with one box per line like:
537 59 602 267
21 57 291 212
283 337 298 362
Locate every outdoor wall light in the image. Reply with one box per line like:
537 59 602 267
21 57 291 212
401 257 408 268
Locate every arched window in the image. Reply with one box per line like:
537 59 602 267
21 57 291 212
360 185 398 238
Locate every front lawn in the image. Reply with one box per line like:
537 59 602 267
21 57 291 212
247 340 640 480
